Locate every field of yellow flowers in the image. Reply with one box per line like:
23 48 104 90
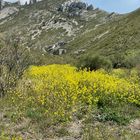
12 64 140 125
1 64 140 139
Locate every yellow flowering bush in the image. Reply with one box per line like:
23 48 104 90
16 65 140 124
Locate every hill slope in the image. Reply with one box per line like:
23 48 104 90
0 0 140 67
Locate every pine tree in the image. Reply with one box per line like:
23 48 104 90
29 0 32 5
25 1 28 6
0 0 2 10
30 0 37 4
17 0 21 6
33 0 37 4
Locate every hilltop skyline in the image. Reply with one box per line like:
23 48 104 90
4 0 140 13
85 0 140 14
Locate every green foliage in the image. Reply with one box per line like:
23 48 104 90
0 35 32 96
97 108 130 125
78 55 112 71
123 55 140 68
0 132 22 140
111 53 140 68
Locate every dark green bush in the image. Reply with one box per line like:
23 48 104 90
111 54 140 69
110 54 125 68
77 55 112 71
123 55 140 68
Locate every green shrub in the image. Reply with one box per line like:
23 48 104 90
77 55 112 71
111 54 140 69
123 55 140 68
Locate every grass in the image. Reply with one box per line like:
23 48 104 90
82 122 140 140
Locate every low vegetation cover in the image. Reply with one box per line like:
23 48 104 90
1 64 140 139
12 65 140 124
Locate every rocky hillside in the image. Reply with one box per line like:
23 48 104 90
0 0 140 66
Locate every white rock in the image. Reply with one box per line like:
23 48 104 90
0 7 19 20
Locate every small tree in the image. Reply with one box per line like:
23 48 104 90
25 1 28 6
0 0 3 10
78 55 112 71
29 0 37 5
0 34 32 97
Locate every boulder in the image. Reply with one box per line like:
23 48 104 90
58 41 66 46
87 4 94 11
58 49 67 55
